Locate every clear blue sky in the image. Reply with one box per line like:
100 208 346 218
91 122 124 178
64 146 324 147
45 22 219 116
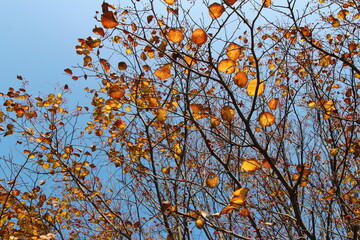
0 0 102 94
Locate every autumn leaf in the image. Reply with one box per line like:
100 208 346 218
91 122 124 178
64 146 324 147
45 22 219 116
258 112 276 127
226 43 242 60
241 159 260 172
167 29 184 43
262 0 271 7
118 62 128 70
157 108 168 122
233 71 248 88
164 0 176 4
192 28 207 45
218 59 236 74
108 85 125 99
224 0 237 5
154 64 172 79
101 9 119 29
268 98 279 110
221 106 235 121
246 79 265 96
209 3 225 19
206 172 219 188
195 218 205 229
64 68 73 75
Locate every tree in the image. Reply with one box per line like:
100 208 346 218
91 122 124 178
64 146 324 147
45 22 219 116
1 0 359 239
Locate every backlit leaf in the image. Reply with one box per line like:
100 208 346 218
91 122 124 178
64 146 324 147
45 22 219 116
191 28 207 45
262 0 271 7
218 59 236 74
224 0 237 5
108 85 125 99
64 68 73 75
226 43 242 60
157 108 168 122
233 187 249 198
167 29 184 43
241 159 260 172
268 98 279 110
118 62 128 70
230 196 245 206
221 106 235 121
338 10 349 20
258 112 276 127
164 0 176 4
233 71 248 87
195 218 205 229
206 173 219 188
239 208 251 217
246 79 265 96
101 10 119 29
209 3 225 19
220 205 236 214
154 64 172 79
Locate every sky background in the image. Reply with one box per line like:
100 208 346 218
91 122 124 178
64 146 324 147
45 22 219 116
0 0 103 95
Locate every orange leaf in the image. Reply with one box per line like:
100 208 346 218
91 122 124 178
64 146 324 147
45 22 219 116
258 112 276 127
64 68 73 75
164 0 176 4
154 64 172 80
206 173 219 188
239 208 251 217
268 98 279 110
93 26 105 37
101 11 119 29
209 3 225 19
221 106 235 122
100 59 111 72
226 43 242 60
233 71 248 88
241 159 260 172
108 85 125 100
157 108 168 122
220 205 236 214
262 0 271 7
246 79 265 96
218 59 236 74
224 0 237 5
192 28 207 45
167 29 184 43
230 196 245 207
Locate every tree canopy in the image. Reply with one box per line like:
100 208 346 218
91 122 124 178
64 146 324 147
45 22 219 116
1 0 360 239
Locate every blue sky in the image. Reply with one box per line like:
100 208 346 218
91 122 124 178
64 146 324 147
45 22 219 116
0 0 102 94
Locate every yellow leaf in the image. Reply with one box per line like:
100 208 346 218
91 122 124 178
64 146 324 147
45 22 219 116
195 218 205 229
246 79 265 96
157 108 168 122
221 106 235 122
233 71 248 88
206 173 219 188
258 112 276 127
232 187 249 198
241 159 260 172
209 3 225 19
218 59 236 74
192 28 207 45
230 196 245 207
220 205 236 214
338 10 349 20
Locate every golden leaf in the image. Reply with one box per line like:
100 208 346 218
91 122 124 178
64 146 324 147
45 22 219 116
246 79 265 96
262 0 271 7
118 62 127 70
154 64 172 79
220 205 236 214
221 106 235 122
233 71 248 88
226 43 242 60
101 11 119 29
258 112 276 127
167 29 184 43
224 0 237 5
191 28 207 45
157 108 168 122
209 3 225 19
230 196 245 207
164 0 176 4
206 173 219 188
233 187 249 198
218 59 236 74
241 159 260 172
195 218 205 229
